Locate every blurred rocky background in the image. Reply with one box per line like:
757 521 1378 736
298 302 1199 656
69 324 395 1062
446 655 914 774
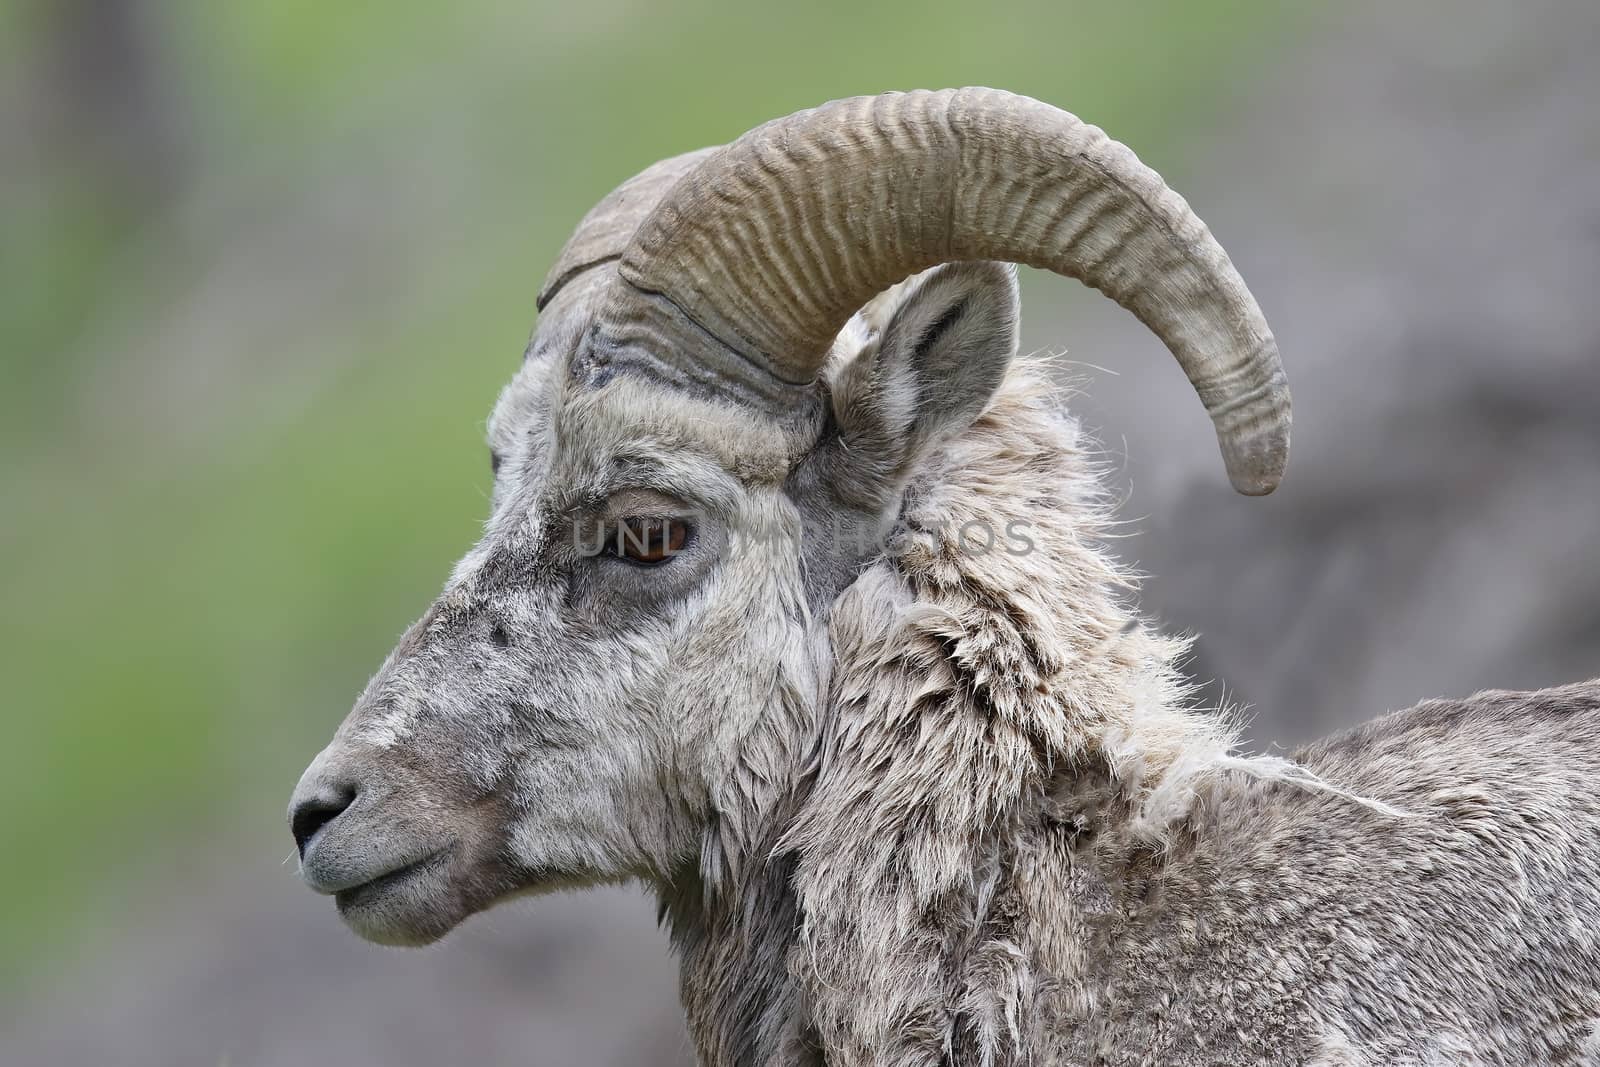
2 0 1595 1063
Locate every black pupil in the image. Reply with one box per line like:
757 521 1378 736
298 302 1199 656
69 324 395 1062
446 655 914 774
617 518 683 562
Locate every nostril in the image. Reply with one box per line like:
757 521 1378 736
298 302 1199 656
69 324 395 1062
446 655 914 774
291 786 356 858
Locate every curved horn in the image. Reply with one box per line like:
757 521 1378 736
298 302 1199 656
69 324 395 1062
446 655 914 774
598 88 1289 495
535 146 721 320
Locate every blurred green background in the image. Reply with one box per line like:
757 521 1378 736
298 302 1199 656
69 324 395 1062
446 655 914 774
1 0 1288 981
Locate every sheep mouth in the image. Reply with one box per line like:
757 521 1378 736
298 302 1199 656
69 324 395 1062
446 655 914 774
334 848 449 905
333 848 459 945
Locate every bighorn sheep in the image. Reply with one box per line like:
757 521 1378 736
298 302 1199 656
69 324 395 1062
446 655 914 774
289 89 1600 1065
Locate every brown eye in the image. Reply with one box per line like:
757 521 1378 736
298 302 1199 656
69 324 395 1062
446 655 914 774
611 516 690 565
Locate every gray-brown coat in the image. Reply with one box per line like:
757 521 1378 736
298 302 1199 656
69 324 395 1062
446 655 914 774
289 91 1600 1065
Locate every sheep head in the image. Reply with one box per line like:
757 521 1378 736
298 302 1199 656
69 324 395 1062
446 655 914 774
287 88 1288 947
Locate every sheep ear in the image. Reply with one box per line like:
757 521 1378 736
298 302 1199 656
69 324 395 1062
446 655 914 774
791 262 1018 587
816 261 1018 501
872 260 1019 453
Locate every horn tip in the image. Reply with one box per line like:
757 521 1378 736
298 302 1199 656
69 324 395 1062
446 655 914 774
1220 419 1290 497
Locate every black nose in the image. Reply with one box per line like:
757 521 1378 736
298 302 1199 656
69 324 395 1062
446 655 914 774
290 784 357 858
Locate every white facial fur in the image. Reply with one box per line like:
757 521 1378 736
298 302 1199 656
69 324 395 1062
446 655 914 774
290 262 1020 945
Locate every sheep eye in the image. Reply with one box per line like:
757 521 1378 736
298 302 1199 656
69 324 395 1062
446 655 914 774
609 517 690 565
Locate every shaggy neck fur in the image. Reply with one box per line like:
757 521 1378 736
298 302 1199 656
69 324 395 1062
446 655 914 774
661 358 1256 1066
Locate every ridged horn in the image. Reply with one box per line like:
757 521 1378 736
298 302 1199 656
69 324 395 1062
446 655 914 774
598 88 1290 495
535 146 721 320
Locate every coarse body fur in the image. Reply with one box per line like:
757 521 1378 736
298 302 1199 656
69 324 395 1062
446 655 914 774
292 262 1600 1065
665 344 1600 1066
